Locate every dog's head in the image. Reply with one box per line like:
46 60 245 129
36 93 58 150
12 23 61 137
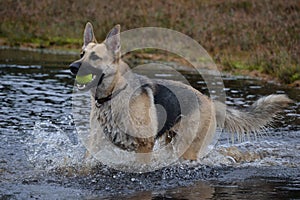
70 22 121 91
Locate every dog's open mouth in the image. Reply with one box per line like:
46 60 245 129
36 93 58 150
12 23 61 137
75 73 104 91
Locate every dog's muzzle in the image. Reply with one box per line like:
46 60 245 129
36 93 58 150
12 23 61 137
69 60 105 91
69 60 81 75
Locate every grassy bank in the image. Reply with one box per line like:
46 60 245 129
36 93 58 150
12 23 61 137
0 0 299 85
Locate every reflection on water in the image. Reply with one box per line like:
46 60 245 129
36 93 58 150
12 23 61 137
0 49 299 199
118 179 300 200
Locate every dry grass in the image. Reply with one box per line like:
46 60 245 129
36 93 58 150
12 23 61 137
0 0 299 84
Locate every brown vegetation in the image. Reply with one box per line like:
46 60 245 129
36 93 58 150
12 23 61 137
0 0 299 84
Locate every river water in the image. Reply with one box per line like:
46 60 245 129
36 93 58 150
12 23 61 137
0 48 299 199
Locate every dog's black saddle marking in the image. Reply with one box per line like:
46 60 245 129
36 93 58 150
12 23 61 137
151 84 181 138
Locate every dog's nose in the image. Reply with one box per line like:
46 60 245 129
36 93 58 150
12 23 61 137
69 61 81 75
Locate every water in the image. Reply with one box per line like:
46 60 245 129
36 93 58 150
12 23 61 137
0 48 299 199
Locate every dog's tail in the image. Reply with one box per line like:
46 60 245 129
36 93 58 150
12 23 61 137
214 94 293 140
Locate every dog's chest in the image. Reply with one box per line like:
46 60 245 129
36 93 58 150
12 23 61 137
92 103 138 151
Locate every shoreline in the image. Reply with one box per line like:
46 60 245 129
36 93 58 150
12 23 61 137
1 44 299 88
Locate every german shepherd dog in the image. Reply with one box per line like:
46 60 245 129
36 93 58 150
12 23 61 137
70 22 292 161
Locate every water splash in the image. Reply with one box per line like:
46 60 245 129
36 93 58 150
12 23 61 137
26 121 91 170
201 131 300 168
26 119 299 173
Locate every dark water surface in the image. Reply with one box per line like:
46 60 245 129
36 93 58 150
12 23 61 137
0 48 299 199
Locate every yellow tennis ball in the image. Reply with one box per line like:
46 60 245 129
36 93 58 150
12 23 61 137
75 74 93 84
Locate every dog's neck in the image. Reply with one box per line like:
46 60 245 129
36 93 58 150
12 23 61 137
104 60 129 93
93 60 130 107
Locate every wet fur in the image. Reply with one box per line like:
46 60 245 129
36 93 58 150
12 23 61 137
70 23 293 160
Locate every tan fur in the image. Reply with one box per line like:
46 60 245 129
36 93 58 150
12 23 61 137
182 94 216 160
129 91 155 154
129 92 152 127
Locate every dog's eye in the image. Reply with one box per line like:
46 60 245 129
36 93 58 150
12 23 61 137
80 51 85 58
90 52 102 61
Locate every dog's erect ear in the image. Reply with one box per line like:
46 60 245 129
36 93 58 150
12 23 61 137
105 24 121 56
83 22 97 49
